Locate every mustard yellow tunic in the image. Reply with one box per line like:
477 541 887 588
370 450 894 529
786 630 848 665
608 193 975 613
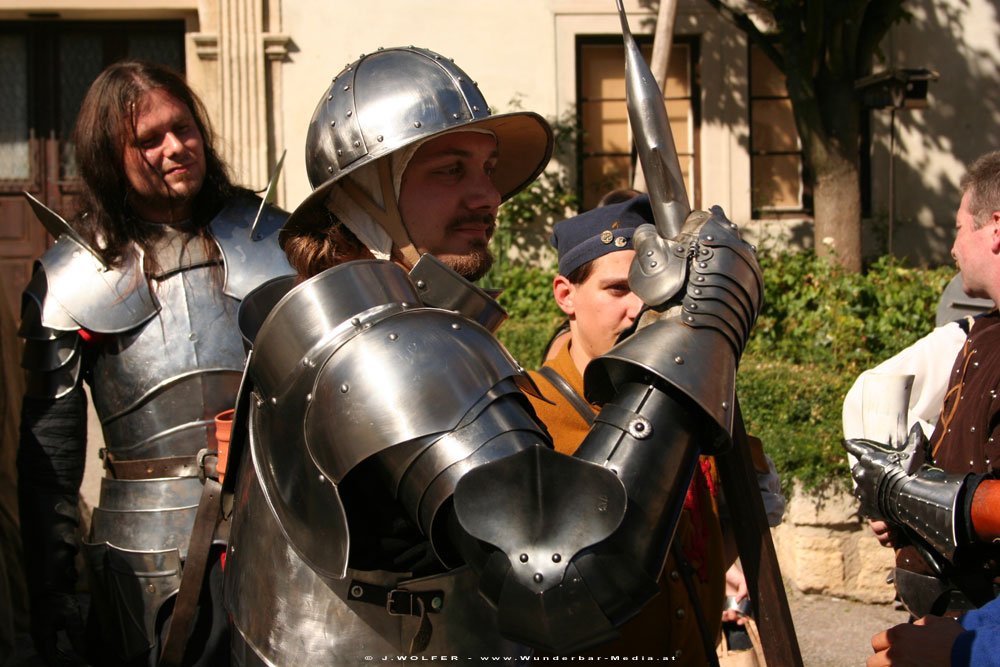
527 341 727 663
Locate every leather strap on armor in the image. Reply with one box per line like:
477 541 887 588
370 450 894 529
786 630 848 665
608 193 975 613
346 579 445 616
101 450 218 481
159 465 223 666
537 366 594 426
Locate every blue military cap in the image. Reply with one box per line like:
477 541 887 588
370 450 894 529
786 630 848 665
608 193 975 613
550 194 652 277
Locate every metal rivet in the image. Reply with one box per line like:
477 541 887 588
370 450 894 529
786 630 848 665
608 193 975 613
694 288 702 295
330 120 336 128
328 166 334 173
318 474 325 483
520 553 529 563
670 570 679 580
377 135 384 142
147 584 155 593
650 261 658 268
327 95 333 101
351 318 361 326
431 597 442 610
689 303 698 310
676 608 685 619
188 332 197 341
254 233 263 241
687 316 695 322
389 333 398 341
533 573 543 583
337 149 343 157
971 426 977 432
552 553 561 563
699 262 708 268
696 276 705 282
414 121 422 128
306 393 312 402
346 110 353 117
353 140 360 147
415 280 427 289
451 323 461 330
722 401 729 409
340 384 349 393
350 585 363 597
452 112 460 119
674 356 684 364
343 84 350 91
473 105 480 112
270 397 277 405
457 76 464 82
706 235 714 241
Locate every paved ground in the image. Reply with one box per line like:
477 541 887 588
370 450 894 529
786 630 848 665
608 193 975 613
12 589 911 666
786 588 910 667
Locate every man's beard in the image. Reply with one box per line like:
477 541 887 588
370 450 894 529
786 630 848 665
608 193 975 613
443 244 494 282
439 214 496 281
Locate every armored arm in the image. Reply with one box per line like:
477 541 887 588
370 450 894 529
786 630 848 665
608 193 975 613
844 435 998 563
17 266 90 661
452 208 763 652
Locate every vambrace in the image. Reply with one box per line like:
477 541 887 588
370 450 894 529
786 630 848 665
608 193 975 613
453 208 762 653
845 437 971 562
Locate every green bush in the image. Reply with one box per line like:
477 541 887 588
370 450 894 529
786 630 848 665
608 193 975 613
489 261 565 369
491 250 956 491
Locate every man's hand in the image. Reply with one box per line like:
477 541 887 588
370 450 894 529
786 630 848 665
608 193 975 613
721 563 749 625
868 615 964 666
868 519 899 548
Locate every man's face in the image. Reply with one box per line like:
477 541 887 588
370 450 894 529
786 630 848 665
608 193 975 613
123 88 206 223
952 190 996 299
397 132 501 280
557 250 644 363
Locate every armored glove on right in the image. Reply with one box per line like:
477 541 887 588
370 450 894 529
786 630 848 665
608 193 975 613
844 432 973 562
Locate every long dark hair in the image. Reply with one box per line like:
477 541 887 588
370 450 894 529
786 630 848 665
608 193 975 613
72 60 246 268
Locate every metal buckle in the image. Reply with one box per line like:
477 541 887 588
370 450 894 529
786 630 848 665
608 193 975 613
196 448 218 484
386 589 416 616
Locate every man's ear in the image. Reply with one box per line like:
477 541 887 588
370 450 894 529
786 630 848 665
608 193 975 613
552 275 576 317
992 211 1000 254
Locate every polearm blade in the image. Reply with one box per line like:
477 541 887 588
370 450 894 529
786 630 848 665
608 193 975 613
250 148 287 241
22 191 107 268
616 0 690 239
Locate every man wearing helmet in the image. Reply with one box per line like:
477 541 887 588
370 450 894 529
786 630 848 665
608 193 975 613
225 45 762 664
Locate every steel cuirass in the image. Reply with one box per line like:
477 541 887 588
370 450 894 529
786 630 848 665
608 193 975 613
18 193 291 662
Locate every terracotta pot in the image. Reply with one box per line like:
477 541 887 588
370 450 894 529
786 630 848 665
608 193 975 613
214 408 235 482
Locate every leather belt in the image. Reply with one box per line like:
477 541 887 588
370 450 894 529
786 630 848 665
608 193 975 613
102 449 218 481
347 579 445 616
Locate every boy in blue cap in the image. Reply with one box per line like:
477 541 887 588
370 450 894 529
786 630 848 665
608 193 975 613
527 194 732 661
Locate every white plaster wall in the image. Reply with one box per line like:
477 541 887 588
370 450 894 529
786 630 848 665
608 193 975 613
869 0 1000 265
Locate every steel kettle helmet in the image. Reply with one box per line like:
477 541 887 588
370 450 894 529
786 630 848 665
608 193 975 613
283 46 553 240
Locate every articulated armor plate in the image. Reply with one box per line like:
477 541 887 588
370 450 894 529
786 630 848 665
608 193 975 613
587 207 763 450
228 259 599 659
19 196 291 662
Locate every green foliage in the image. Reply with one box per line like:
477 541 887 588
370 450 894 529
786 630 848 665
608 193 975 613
739 250 955 491
491 260 565 370
489 250 957 491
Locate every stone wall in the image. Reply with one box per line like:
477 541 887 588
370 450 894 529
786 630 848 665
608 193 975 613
772 481 897 604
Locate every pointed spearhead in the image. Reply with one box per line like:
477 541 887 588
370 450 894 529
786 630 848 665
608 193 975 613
616 0 690 239
251 148 287 241
22 191 107 268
